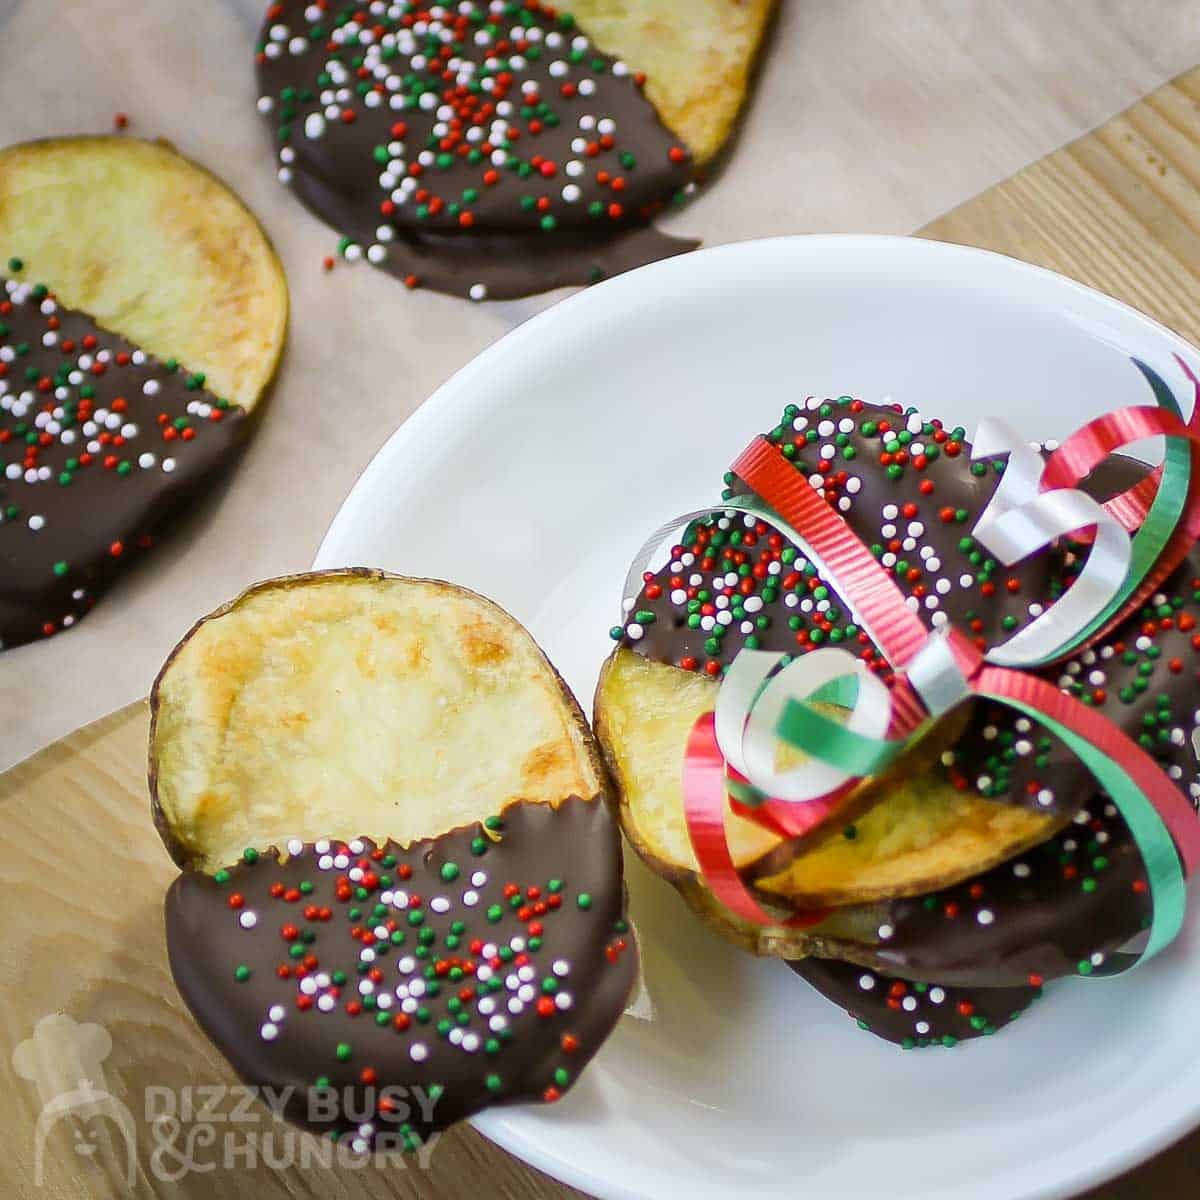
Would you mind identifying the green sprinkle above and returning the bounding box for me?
[235,964,251,982]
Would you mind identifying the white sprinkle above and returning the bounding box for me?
[239,911,258,929]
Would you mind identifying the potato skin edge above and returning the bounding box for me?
[593,648,824,958]
[0,134,290,416]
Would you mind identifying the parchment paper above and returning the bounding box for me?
[2,0,1199,767]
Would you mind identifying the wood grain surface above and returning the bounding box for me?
[7,65,1200,1200]
[922,69,1200,350]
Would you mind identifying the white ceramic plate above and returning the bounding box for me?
[314,236,1200,1200]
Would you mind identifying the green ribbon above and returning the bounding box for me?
[777,699,905,778]
[979,692,1187,964]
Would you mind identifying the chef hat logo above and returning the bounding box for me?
[13,1014,137,1188]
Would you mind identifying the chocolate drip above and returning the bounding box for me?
[256,1,697,299]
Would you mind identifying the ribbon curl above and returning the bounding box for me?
[669,357,1200,966]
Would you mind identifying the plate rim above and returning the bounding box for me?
[314,233,1200,1200]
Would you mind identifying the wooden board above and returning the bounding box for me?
[7,65,1200,1200]
[922,69,1200,350]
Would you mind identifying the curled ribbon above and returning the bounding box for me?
[666,358,1200,966]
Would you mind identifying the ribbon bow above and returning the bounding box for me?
[670,358,1200,967]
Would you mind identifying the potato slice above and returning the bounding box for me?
[568,0,778,165]
[0,137,287,411]
[594,647,1061,918]
[750,771,1062,908]
[150,571,608,872]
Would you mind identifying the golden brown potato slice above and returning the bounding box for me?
[750,771,1062,908]
[150,571,608,872]
[0,137,287,411]
[568,0,777,166]
[594,647,1061,919]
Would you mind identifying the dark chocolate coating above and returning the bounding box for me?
[0,274,246,649]
[165,796,637,1144]
[618,397,1200,825]
[788,957,1042,1048]
[815,796,1151,987]
[615,393,1200,1003]
[254,1,697,299]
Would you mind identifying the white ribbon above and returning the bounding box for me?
[971,419,1132,668]
[713,648,891,802]
[906,629,973,716]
